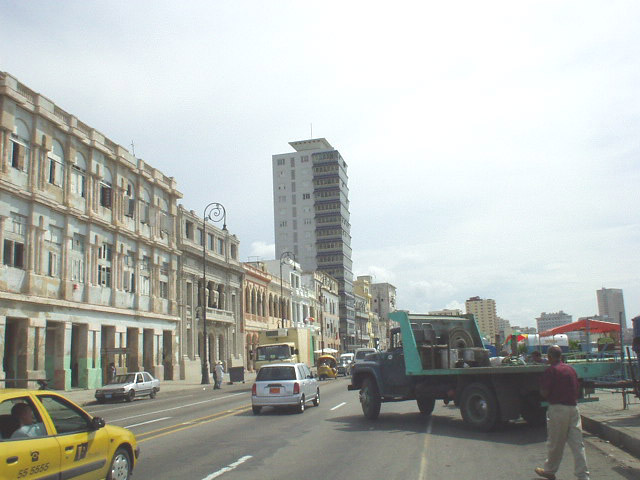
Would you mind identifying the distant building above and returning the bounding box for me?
[536,311,572,334]
[465,297,498,342]
[496,316,513,344]
[370,282,397,350]
[428,309,463,316]
[272,139,354,353]
[597,288,627,339]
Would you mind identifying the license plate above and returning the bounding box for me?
[269,387,280,394]
[105,394,112,399]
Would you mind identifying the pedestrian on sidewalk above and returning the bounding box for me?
[535,345,589,480]
[214,361,225,389]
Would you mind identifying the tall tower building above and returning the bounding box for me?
[272,139,354,347]
[596,288,627,336]
[465,296,498,342]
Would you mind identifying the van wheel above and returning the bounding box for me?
[360,377,381,420]
[107,447,131,480]
[297,395,305,413]
[313,389,320,406]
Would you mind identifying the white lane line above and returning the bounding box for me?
[125,417,171,428]
[418,416,433,479]
[111,393,245,422]
[202,455,253,479]
[88,394,196,414]
[330,402,346,411]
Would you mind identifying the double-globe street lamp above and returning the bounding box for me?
[201,202,227,385]
[279,251,296,329]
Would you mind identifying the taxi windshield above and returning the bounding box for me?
[256,345,291,361]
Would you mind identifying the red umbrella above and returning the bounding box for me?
[539,318,620,337]
[504,334,527,344]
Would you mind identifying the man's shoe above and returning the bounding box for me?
[534,467,556,480]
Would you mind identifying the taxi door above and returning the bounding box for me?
[36,394,110,480]
[1,436,61,479]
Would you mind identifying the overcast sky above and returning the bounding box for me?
[2,1,638,328]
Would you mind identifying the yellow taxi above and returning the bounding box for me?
[0,388,139,480]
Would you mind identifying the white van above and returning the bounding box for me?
[353,348,377,364]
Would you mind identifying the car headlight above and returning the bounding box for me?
[95,390,102,395]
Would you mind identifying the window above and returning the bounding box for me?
[197,228,204,246]
[97,265,111,286]
[39,395,90,434]
[140,189,151,224]
[97,243,112,287]
[303,193,310,200]
[47,140,65,187]
[10,119,30,172]
[70,233,85,283]
[99,181,112,208]
[10,213,26,236]
[124,181,135,217]
[208,233,214,250]
[3,240,24,268]
[48,252,58,277]
[277,158,285,166]
[71,152,87,198]
[161,261,169,276]
[230,244,237,260]
[301,155,309,163]
[140,255,151,295]
[217,238,224,255]
[186,282,193,306]
[123,251,135,293]
[159,281,168,299]
[185,221,193,240]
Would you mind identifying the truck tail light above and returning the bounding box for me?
[252,384,257,396]
[293,382,300,394]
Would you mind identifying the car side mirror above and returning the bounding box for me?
[91,417,105,431]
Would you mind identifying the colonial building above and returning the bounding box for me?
[176,206,243,382]
[0,72,182,390]
[304,270,340,353]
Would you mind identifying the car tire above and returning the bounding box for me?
[107,447,131,480]
[297,394,305,414]
[149,388,157,399]
[252,406,261,415]
[125,390,135,403]
[319,374,326,381]
[360,377,381,420]
[313,388,320,407]
[460,382,499,431]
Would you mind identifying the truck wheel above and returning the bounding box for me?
[460,382,499,431]
[521,392,546,427]
[360,377,381,420]
[417,397,435,416]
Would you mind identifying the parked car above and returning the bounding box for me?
[95,371,160,403]
[0,388,139,480]
[251,362,319,414]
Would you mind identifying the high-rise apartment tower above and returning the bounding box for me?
[272,139,354,344]
[596,288,627,338]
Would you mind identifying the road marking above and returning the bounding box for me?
[330,402,346,411]
[418,416,433,479]
[202,455,253,479]
[137,405,251,443]
[111,393,245,422]
[125,416,171,428]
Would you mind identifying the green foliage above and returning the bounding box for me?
[569,340,580,351]
[518,343,527,354]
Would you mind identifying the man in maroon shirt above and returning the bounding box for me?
[534,345,589,480]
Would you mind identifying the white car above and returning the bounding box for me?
[251,363,319,414]
[95,371,160,403]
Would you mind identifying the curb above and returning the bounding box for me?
[581,414,640,460]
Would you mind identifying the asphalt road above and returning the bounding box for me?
[83,377,640,480]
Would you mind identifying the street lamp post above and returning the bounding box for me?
[319,293,325,355]
[201,202,226,385]
[279,251,296,329]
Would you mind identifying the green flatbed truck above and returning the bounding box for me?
[348,310,619,431]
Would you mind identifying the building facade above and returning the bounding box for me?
[370,281,396,350]
[536,311,572,334]
[596,288,627,340]
[0,72,182,389]
[272,139,354,351]
[304,271,340,353]
[465,296,498,342]
[176,206,243,382]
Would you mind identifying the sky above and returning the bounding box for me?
[1,1,638,328]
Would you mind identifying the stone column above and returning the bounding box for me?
[27,319,46,384]
[0,316,6,381]
[0,216,5,265]
[53,322,72,391]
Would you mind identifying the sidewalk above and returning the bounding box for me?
[58,380,640,460]
[60,370,258,407]
[580,388,640,459]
